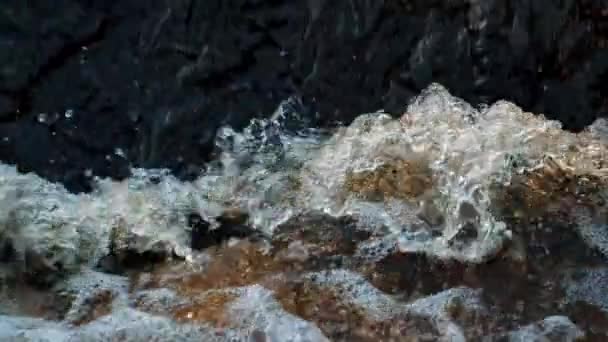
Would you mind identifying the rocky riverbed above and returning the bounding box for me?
[0,85,607,341]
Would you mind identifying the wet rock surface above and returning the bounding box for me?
[4,223,603,340]
[1,84,608,340]
[3,185,608,340]
[1,0,607,192]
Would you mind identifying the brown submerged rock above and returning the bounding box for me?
[131,241,283,295]
[345,158,434,201]
[67,288,115,326]
[270,279,440,342]
[272,212,372,259]
[172,291,238,327]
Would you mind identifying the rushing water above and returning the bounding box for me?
[0,84,607,341]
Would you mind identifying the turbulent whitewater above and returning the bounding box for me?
[0,84,607,341]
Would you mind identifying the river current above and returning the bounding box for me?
[0,84,607,341]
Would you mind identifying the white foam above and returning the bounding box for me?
[304,269,487,341]
[306,269,399,319]
[228,285,330,342]
[0,308,236,342]
[504,316,584,341]
[565,267,608,312]
[2,84,608,275]
[189,272,484,340]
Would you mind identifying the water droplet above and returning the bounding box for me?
[65,109,74,119]
[38,113,48,123]
[114,148,126,158]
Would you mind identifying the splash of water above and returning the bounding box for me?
[0,84,607,340]
[2,84,607,275]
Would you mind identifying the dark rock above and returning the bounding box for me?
[0,0,606,191]
[273,212,371,257]
[188,213,212,251]
[0,237,66,288]
[567,301,608,341]
[96,248,169,275]
[97,221,173,274]
[0,95,15,119]
[22,249,65,288]
[189,210,258,251]
[67,288,116,326]
[0,239,14,262]
[96,209,257,274]
[4,232,66,288]
[95,254,122,275]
